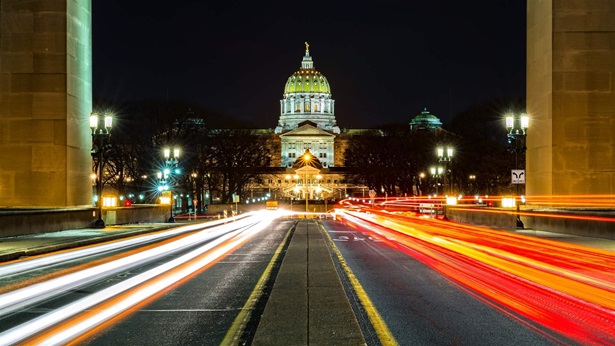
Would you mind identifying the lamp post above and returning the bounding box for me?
[303,152,311,217]
[506,113,529,229]
[437,147,454,195]
[469,174,476,195]
[90,113,112,228]
[190,172,198,220]
[417,172,425,196]
[430,166,444,196]
[163,147,180,222]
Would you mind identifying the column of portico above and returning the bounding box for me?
[527,1,615,195]
[0,0,93,207]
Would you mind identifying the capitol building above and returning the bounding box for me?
[254,43,443,205]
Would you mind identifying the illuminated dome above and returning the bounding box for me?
[409,107,443,131]
[284,70,331,94]
[276,43,338,134]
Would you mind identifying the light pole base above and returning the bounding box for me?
[516,217,524,229]
[167,216,175,223]
[93,218,106,229]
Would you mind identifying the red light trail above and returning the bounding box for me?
[335,208,615,345]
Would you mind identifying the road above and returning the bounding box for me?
[1,207,613,345]
[324,208,615,345]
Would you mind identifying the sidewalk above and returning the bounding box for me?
[0,223,174,262]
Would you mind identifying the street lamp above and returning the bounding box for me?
[430,166,444,196]
[90,112,112,228]
[437,147,454,194]
[162,147,180,222]
[506,113,529,228]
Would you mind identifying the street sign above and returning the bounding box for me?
[511,169,525,184]
[232,194,240,203]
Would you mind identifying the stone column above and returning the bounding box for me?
[0,0,93,207]
[527,0,615,195]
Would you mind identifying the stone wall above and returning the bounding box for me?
[446,206,615,240]
[0,205,168,237]
[446,207,517,230]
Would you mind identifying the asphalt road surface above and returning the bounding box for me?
[322,218,570,345]
[82,219,293,345]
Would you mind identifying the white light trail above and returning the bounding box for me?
[0,214,253,278]
[0,212,274,345]
[0,214,259,317]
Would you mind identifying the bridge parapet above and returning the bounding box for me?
[446,206,615,240]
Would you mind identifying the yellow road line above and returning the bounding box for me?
[320,222,399,346]
[221,223,295,345]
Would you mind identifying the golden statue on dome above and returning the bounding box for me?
[305,41,309,53]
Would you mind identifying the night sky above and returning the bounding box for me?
[92,1,526,128]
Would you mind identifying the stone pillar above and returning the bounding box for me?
[0,0,93,207]
[527,0,615,196]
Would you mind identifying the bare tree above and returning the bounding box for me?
[208,129,273,203]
